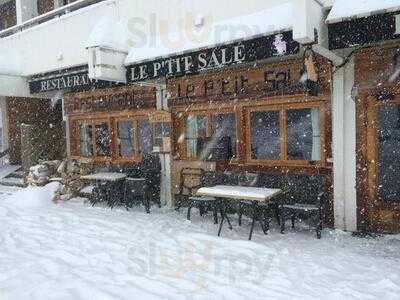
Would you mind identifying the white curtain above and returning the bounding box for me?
[311,108,321,161]
[80,124,91,157]
[186,115,198,158]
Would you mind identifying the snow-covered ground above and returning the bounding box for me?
[0,184,400,300]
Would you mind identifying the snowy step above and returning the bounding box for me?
[8,170,24,179]
[0,177,27,188]
[0,165,21,180]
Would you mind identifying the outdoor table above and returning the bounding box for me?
[196,185,282,240]
[81,172,127,207]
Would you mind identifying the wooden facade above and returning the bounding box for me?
[168,56,334,226]
[355,43,400,233]
[64,85,158,165]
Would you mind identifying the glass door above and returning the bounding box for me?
[375,104,400,202]
[368,98,400,203]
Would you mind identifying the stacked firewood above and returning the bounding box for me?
[26,159,94,202]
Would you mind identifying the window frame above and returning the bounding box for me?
[245,102,327,167]
[78,121,93,158]
[71,112,154,163]
[113,115,153,162]
[181,109,238,161]
[76,118,112,161]
[114,117,138,162]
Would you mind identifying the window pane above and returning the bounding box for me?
[117,121,134,157]
[79,123,92,157]
[95,122,110,157]
[154,123,171,147]
[286,108,320,161]
[207,113,236,161]
[139,120,153,155]
[186,115,206,159]
[250,111,280,160]
[377,105,400,202]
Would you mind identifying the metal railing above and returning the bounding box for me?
[0,0,107,39]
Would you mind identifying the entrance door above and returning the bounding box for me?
[366,95,400,231]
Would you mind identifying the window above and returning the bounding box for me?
[0,1,17,30]
[113,117,154,160]
[184,112,236,161]
[95,122,110,157]
[211,113,236,160]
[76,119,110,159]
[186,115,207,159]
[37,0,54,15]
[117,121,134,157]
[286,108,320,161]
[73,115,154,161]
[250,111,280,160]
[79,123,92,157]
[139,120,153,155]
[154,123,171,148]
[248,105,323,164]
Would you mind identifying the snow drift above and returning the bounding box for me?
[3,182,60,209]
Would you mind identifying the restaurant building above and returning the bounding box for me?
[1,0,400,233]
[68,1,335,221]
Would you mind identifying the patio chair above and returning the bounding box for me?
[124,154,162,212]
[237,173,274,236]
[279,176,326,239]
[90,180,124,208]
[181,169,219,224]
[258,173,290,225]
[140,154,162,208]
[175,168,204,210]
[124,177,151,213]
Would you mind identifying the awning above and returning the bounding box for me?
[326,0,400,24]
[125,2,294,66]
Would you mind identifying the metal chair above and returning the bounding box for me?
[280,180,326,239]
[182,169,219,224]
[237,173,274,239]
[187,196,219,224]
[124,177,151,213]
[174,168,204,210]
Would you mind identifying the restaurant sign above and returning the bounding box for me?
[127,31,299,83]
[29,68,119,94]
[29,71,93,94]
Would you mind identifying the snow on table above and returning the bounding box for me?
[81,172,127,182]
[197,185,282,202]
[0,186,400,300]
[80,185,94,195]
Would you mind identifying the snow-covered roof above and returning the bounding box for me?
[125,2,293,65]
[86,16,130,53]
[326,0,400,24]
